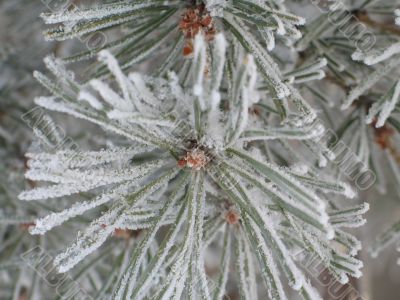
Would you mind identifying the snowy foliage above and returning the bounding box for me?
[2,0,400,299]
[39,0,304,98]
[17,34,368,299]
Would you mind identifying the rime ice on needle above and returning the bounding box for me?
[352,42,400,66]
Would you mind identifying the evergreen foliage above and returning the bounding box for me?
[1,0,400,299]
